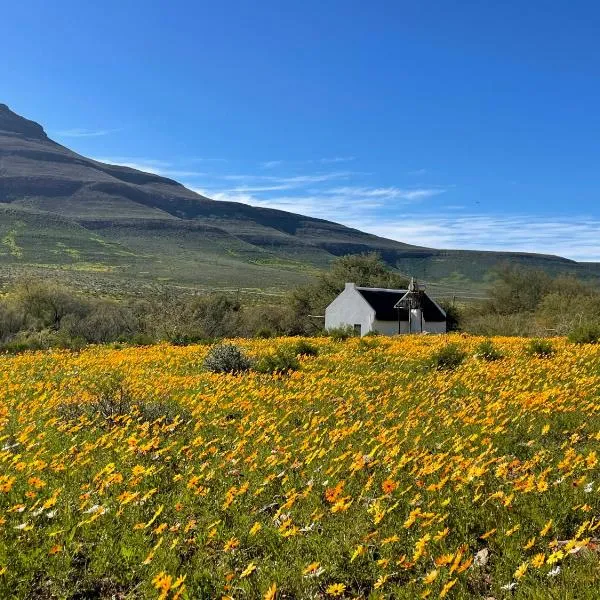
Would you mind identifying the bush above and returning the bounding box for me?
[525,338,555,358]
[203,343,251,374]
[430,343,467,371]
[170,332,209,346]
[255,327,275,339]
[254,348,300,374]
[0,330,86,353]
[328,326,356,341]
[133,399,193,426]
[568,323,600,345]
[127,333,156,346]
[58,371,133,424]
[357,337,380,352]
[85,371,134,420]
[438,300,462,332]
[59,391,191,428]
[288,340,319,357]
[461,312,538,337]
[474,339,504,361]
[61,301,137,344]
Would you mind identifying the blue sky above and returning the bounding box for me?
[2,0,600,260]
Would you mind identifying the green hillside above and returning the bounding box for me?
[1,103,599,296]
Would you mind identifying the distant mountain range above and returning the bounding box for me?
[0,103,598,295]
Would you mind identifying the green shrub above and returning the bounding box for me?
[133,399,193,426]
[255,327,275,339]
[474,339,504,361]
[525,338,555,358]
[203,343,251,374]
[254,348,300,374]
[430,343,467,371]
[288,340,319,357]
[356,337,380,352]
[437,300,462,332]
[59,391,191,428]
[126,333,155,346]
[170,332,209,346]
[461,312,537,337]
[58,371,133,424]
[328,326,356,341]
[0,330,86,353]
[568,324,600,345]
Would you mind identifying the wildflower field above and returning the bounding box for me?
[1,335,599,599]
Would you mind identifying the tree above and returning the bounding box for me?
[487,265,553,314]
[487,265,597,316]
[11,279,88,330]
[437,299,461,331]
[290,253,408,331]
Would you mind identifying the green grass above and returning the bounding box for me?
[0,336,599,598]
[0,200,599,298]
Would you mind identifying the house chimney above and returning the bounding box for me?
[345,282,356,290]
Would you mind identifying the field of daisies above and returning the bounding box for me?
[0,334,599,599]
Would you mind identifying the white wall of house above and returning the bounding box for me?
[423,321,446,334]
[372,318,402,335]
[325,283,375,336]
[373,319,446,335]
[409,308,423,333]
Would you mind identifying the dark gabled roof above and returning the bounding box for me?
[356,288,407,321]
[356,287,446,322]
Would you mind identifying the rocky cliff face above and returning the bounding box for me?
[0,103,48,140]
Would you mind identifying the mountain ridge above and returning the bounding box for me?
[0,103,598,294]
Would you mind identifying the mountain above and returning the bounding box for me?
[0,103,599,296]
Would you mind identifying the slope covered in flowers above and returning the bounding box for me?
[0,335,599,599]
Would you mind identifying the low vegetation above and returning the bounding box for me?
[458,264,600,338]
[0,335,599,598]
[473,338,504,361]
[253,347,300,374]
[525,338,556,358]
[0,256,598,356]
[429,342,467,371]
[568,323,600,345]
[288,339,319,357]
[203,343,252,374]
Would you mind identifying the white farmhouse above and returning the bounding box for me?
[324,281,447,336]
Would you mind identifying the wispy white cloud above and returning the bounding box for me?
[55,128,120,138]
[320,156,356,164]
[191,183,431,224]
[225,184,295,193]
[190,176,600,261]
[259,157,355,168]
[205,191,368,220]
[357,215,600,262]
[220,171,354,185]
[187,157,228,163]
[277,172,355,185]
[260,160,284,169]
[326,186,445,201]
[158,169,208,178]
[83,145,600,261]
[91,156,206,179]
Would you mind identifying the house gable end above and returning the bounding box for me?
[324,283,376,334]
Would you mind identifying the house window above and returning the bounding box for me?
[353,324,361,336]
